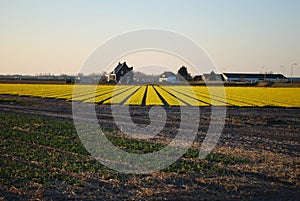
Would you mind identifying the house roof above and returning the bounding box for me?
[223,73,287,79]
[160,71,176,78]
[202,71,225,81]
[113,62,133,74]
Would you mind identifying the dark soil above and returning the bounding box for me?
[0,95,299,200]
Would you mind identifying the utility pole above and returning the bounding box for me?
[262,66,266,82]
[291,63,297,83]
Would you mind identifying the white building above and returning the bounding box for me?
[159,71,177,83]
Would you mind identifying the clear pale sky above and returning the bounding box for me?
[0,0,299,76]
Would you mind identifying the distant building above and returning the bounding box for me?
[159,71,177,83]
[287,77,300,82]
[202,71,225,81]
[0,74,68,84]
[109,62,133,83]
[223,73,287,82]
[109,73,117,82]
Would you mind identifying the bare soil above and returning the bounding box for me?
[0,95,299,200]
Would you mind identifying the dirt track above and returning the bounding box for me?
[0,95,299,200]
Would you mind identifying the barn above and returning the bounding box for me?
[109,62,134,83]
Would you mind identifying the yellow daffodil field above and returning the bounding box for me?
[0,84,299,107]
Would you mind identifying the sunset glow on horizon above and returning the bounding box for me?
[0,0,299,76]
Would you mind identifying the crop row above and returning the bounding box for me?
[0,84,299,107]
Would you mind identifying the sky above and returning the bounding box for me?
[0,0,299,76]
